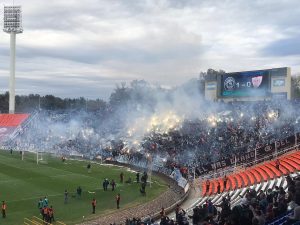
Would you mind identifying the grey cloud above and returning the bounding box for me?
[0,0,300,100]
[261,36,300,57]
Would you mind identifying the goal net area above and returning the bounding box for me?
[36,151,48,164]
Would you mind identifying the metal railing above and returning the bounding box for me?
[198,144,299,181]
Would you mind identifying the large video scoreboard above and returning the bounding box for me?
[220,70,270,97]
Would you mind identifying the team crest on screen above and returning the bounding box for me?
[252,76,263,88]
[224,77,236,90]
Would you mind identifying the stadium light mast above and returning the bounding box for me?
[3,5,23,114]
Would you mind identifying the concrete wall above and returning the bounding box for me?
[270,67,291,100]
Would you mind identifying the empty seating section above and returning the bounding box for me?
[270,161,289,175]
[279,160,294,173]
[249,168,262,183]
[202,151,300,196]
[254,167,268,181]
[260,165,275,179]
[265,163,281,177]
[233,174,243,189]
[239,172,249,186]
[282,158,300,170]
[0,114,29,127]
[228,175,236,190]
[244,170,255,185]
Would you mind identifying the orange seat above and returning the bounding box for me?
[254,167,268,181]
[233,174,243,189]
[228,175,236,190]
[0,114,29,127]
[244,170,255,185]
[281,158,300,171]
[286,156,300,167]
[279,160,295,173]
[218,178,225,193]
[249,168,262,183]
[226,176,232,191]
[212,180,219,195]
[260,165,275,179]
[292,152,300,159]
[202,181,207,196]
[265,163,281,177]
[240,172,249,186]
[270,161,289,175]
[208,181,214,196]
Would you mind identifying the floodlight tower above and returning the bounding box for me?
[3,5,23,114]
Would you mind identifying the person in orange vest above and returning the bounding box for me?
[48,206,54,223]
[116,193,121,209]
[1,201,6,218]
[42,206,48,222]
[91,198,96,214]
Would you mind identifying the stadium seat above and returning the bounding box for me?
[218,178,225,193]
[233,173,243,189]
[260,165,275,179]
[255,167,268,181]
[244,170,256,185]
[208,180,214,195]
[249,168,263,183]
[265,163,281,177]
[228,175,236,190]
[270,161,289,175]
[279,160,295,173]
[0,114,29,127]
[202,182,207,196]
[282,158,300,170]
[240,172,249,186]
[212,180,219,195]
[289,155,300,165]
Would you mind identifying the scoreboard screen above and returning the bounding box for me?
[220,70,270,97]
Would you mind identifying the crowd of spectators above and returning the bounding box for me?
[2,99,300,225]
[187,174,300,225]
[3,100,300,176]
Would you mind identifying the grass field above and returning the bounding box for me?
[0,150,168,225]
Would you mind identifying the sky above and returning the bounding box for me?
[0,0,300,100]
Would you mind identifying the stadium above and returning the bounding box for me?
[1,2,300,225]
[1,66,300,225]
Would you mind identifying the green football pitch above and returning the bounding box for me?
[0,150,168,225]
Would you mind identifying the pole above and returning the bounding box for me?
[38,96,41,110]
[193,167,196,180]
[9,33,16,114]
[275,141,278,158]
[295,133,297,150]
[234,155,237,169]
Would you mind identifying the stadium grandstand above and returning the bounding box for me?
[0,69,300,225]
[0,113,30,142]
[0,97,299,225]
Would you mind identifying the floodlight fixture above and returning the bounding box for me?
[3,5,23,114]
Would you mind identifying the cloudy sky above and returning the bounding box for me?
[0,0,300,99]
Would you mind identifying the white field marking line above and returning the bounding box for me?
[7,188,104,203]
[0,172,99,184]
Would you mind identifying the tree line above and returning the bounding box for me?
[0,69,299,113]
